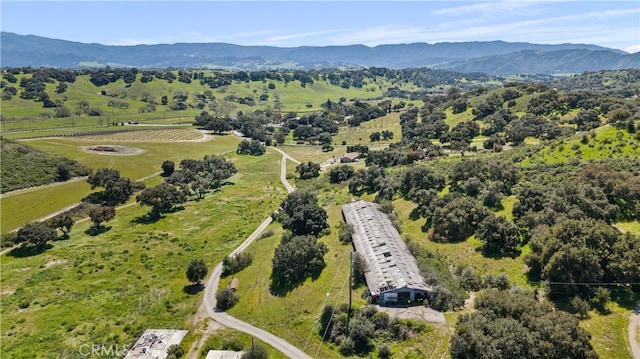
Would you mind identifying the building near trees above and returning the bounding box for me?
[342,200,432,304]
[340,152,360,163]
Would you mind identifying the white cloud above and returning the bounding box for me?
[432,0,548,17]
[624,44,640,53]
[228,30,278,42]
[264,30,341,45]
[110,38,161,46]
[330,25,429,46]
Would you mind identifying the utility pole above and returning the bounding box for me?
[346,251,353,335]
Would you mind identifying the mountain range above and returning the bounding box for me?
[2,32,638,75]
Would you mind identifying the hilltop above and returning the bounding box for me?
[2,32,639,75]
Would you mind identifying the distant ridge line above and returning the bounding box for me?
[1,31,638,75]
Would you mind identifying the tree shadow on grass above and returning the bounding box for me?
[269,280,302,297]
[409,208,422,221]
[475,246,522,259]
[81,192,106,205]
[54,234,71,241]
[269,271,323,297]
[85,225,111,236]
[7,243,52,258]
[131,213,162,225]
[609,287,639,311]
[183,283,205,295]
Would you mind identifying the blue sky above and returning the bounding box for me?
[2,1,639,53]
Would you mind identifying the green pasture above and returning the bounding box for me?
[1,180,93,233]
[443,107,475,128]
[278,144,343,163]
[227,184,454,358]
[521,124,640,165]
[216,76,391,114]
[2,96,638,358]
[1,132,240,233]
[581,301,635,359]
[332,112,403,147]
[0,150,287,357]
[1,71,404,135]
[392,198,531,287]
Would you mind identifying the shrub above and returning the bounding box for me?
[166,344,184,359]
[216,287,239,310]
[378,344,391,359]
[222,252,253,276]
[241,344,268,359]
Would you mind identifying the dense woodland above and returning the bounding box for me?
[2,66,640,358]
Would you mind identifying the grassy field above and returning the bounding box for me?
[2,96,638,358]
[332,112,403,147]
[0,72,401,136]
[393,196,530,287]
[1,132,240,233]
[226,183,455,358]
[521,124,640,165]
[0,149,287,357]
[581,302,634,359]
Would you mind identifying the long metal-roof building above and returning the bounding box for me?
[342,200,432,305]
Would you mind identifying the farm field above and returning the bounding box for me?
[0,71,410,136]
[1,131,240,233]
[226,185,454,359]
[2,68,639,359]
[0,148,288,357]
[2,120,638,357]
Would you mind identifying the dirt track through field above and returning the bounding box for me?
[188,135,310,358]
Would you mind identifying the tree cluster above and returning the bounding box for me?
[236,139,266,156]
[136,182,187,217]
[327,165,355,184]
[186,259,208,284]
[194,111,232,133]
[526,218,640,299]
[14,222,57,252]
[216,287,239,310]
[271,190,329,290]
[319,304,428,357]
[222,252,253,276]
[275,190,329,237]
[85,168,141,206]
[165,155,237,200]
[295,161,321,180]
[450,290,597,359]
[1,139,92,193]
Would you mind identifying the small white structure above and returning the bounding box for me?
[125,329,188,359]
[205,350,244,359]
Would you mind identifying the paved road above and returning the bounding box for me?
[197,144,311,359]
[271,146,300,193]
[631,304,640,359]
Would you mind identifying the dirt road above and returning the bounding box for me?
[191,145,311,358]
[631,303,640,359]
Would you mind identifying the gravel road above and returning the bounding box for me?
[195,144,311,358]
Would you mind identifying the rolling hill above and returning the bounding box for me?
[2,32,638,75]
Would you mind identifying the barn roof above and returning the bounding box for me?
[342,200,431,296]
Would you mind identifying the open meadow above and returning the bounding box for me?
[1,139,288,357]
[0,130,239,232]
[1,68,639,358]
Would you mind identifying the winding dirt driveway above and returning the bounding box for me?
[191,143,310,358]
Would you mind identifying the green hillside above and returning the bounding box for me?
[1,68,639,359]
